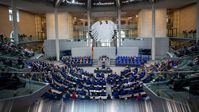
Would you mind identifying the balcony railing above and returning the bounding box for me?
[74,24,137,31]
[18,37,45,44]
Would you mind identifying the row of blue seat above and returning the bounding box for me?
[116,56,150,66]
[61,56,93,67]
[112,88,144,97]
[72,56,93,64]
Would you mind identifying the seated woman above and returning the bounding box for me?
[136,93,142,101]
[71,91,78,100]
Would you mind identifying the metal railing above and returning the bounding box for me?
[144,84,192,112]
[18,37,45,44]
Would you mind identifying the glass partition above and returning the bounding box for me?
[145,70,199,112]
[0,72,48,100]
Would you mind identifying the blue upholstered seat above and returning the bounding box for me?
[116,56,149,66]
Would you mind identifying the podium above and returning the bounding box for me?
[94,56,112,73]
[102,62,106,69]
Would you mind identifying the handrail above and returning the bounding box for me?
[152,70,199,74]
[18,39,44,44]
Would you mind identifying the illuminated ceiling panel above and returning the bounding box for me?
[91,0,116,7]
[60,0,87,6]
[57,0,150,8]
